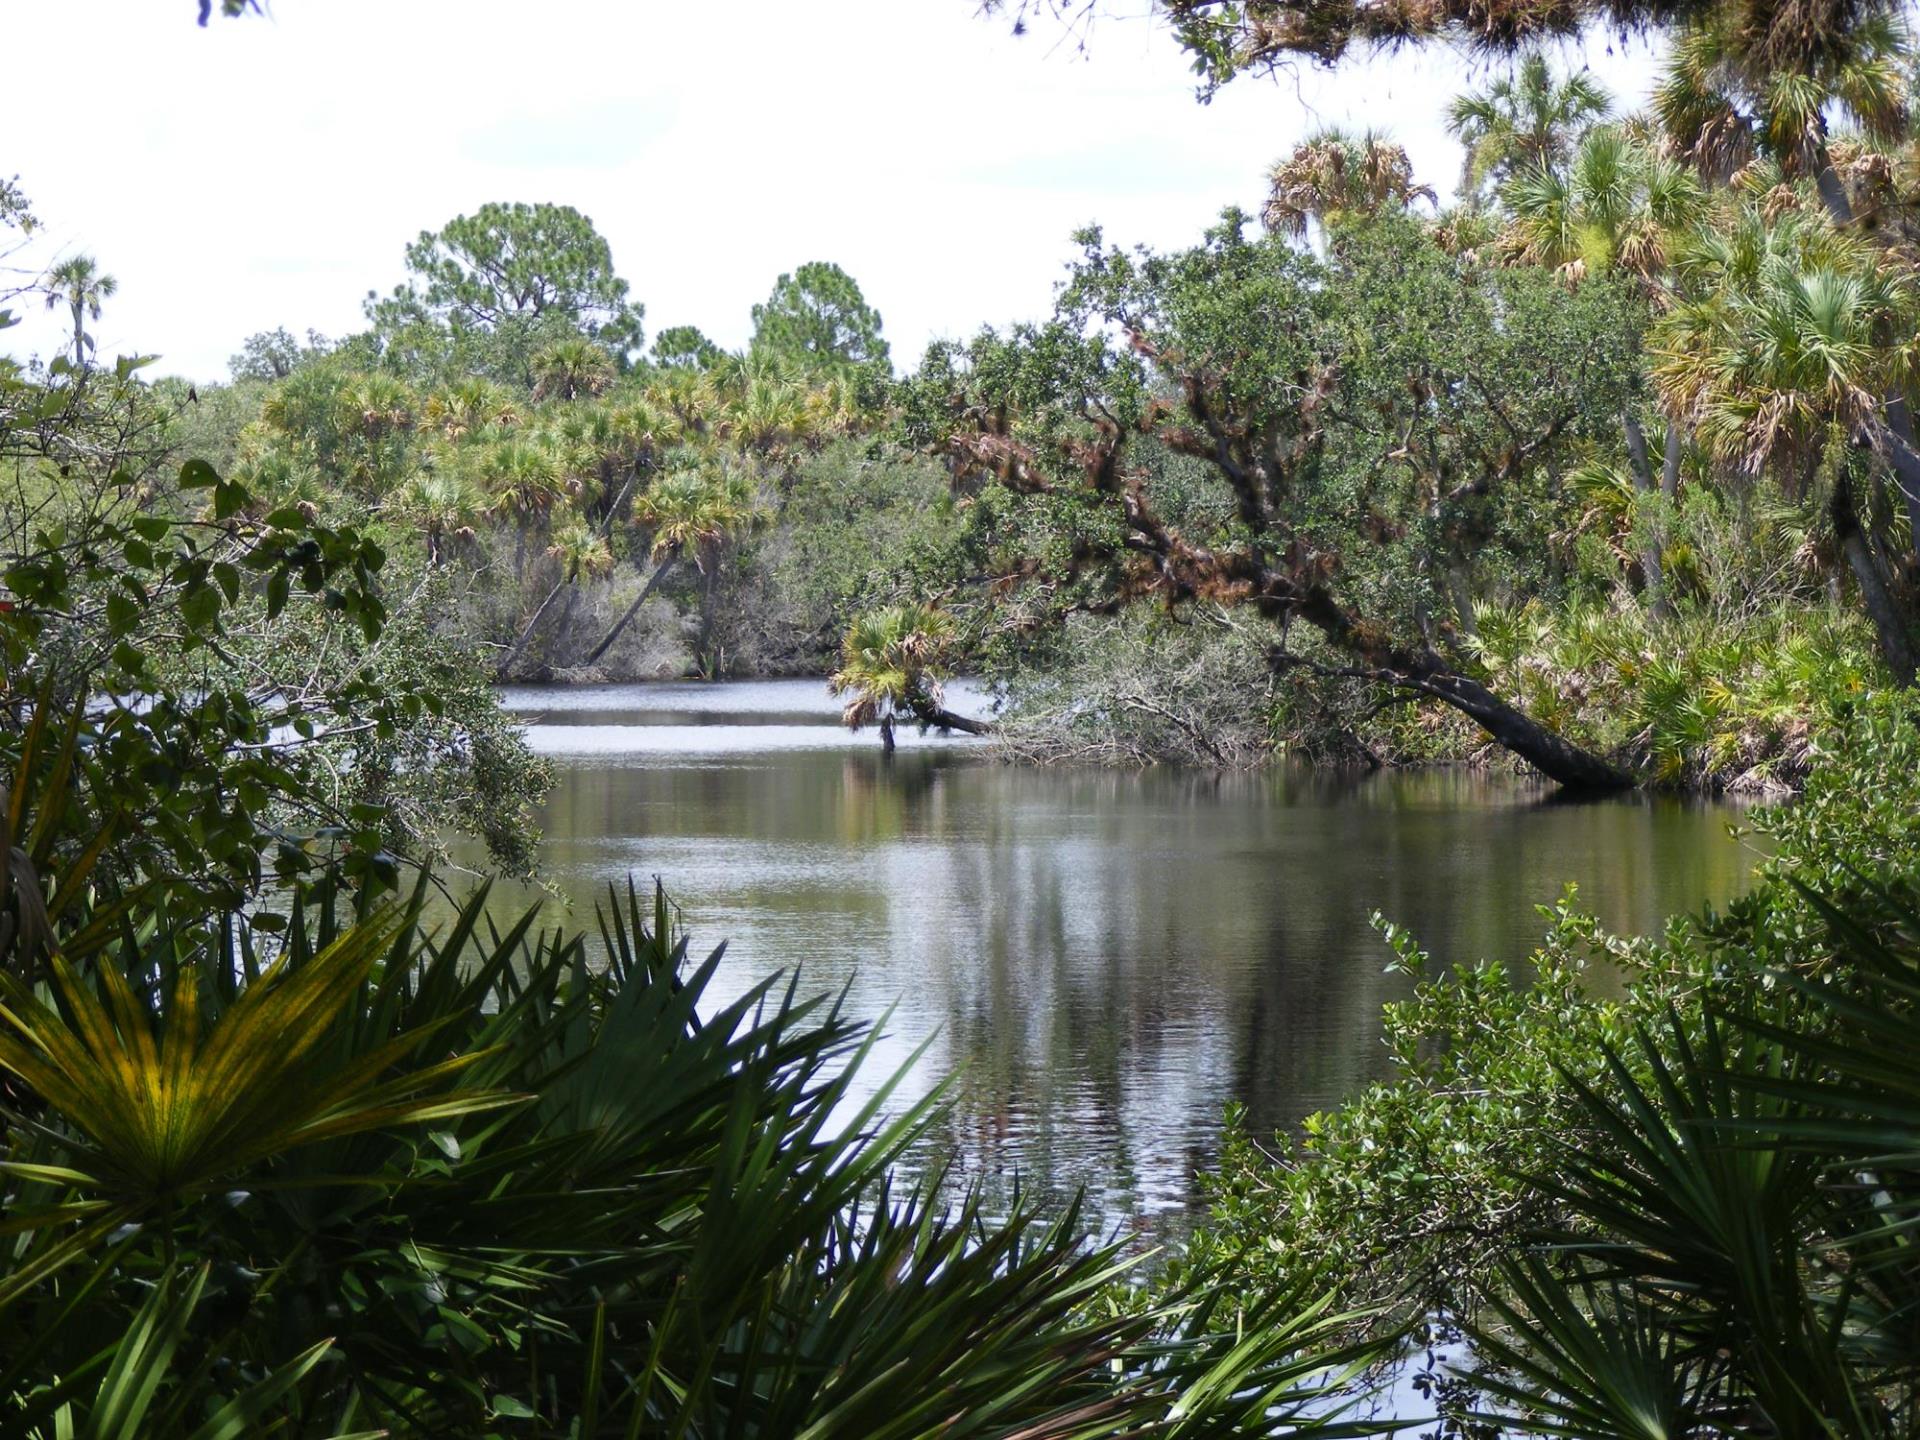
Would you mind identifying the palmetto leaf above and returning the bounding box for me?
[3,1264,349,1440]
[0,906,518,1206]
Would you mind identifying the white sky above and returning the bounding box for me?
[4,1,1666,383]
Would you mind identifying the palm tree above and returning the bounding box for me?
[43,254,116,368]
[1653,6,1907,223]
[1446,53,1614,201]
[226,439,327,520]
[577,398,667,526]
[530,336,616,403]
[1501,122,1709,285]
[1262,129,1436,238]
[644,361,723,443]
[709,360,828,462]
[420,377,519,439]
[1652,6,1920,616]
[829,604,988,751]
[477,436,568,581]
[1654,196,1920,680]
[392,470,482,566]
[582,461,761,668]
[1502,122,1708,615]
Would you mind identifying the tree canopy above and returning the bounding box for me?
[365,202,644,385]
[750,261,890,377]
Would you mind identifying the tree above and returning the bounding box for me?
[475,434,568,581]
[1653,4,1907,220]
[651,323,726,370]
[0,354,546,900]
[420,375,520,439]
[902,213,1644,787]
[991,0,1897,90]
[583,460,761,668]
[392,469,481,566]
[750,261,890,376]
[1655,193,1920,682]
[497,519,613,677]
[1500,123,1708,283]
[1445,54,1613,201]
[42,254,116,368]
[365,202,644,383]
[830,604,988,750]
[257,361,419,498]
[1263,128,1434,238]
[1499,121,1711,615]
[227,326,329,381]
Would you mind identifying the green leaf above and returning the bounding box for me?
[180,582,220,632]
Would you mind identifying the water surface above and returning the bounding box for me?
[487,679,1755,1235]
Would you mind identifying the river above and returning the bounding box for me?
[485,678,1755,1239]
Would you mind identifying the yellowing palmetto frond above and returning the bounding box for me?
[0,912,515,1207]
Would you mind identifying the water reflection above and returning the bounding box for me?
[478,681,1756,1235]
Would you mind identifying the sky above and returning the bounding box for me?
[4,1,1666,383]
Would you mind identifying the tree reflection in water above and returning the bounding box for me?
[468,680,1755,1244]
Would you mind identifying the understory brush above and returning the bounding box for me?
[1455,599,1877,791]
[991,611,1279,766]
[988,598,1878,794]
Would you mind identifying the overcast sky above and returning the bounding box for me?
[5,1,1665,382]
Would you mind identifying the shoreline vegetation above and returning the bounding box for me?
[130,177,1903,798]
[6,0,1920,1433]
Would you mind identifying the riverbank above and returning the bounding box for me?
[973,600,1878,796]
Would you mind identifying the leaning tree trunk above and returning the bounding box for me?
[1623,411,1672,618]
[908,699,991,736]
[498,575,568,680]
[1279,591,1636,790]
[1412,664,1635,788]
[585,555,676,666]
[1832,468,1918,687]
